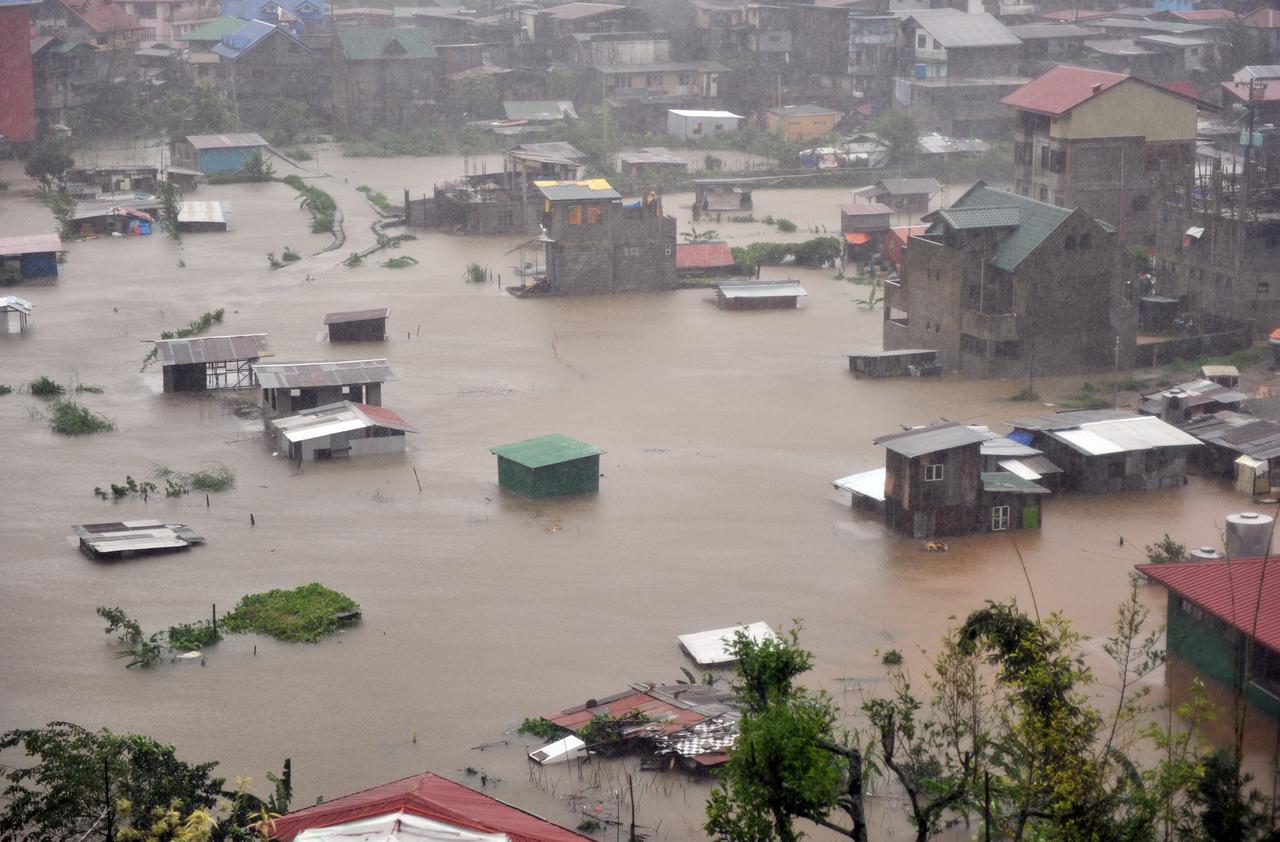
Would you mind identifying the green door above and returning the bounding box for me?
[1022,504,1041,530]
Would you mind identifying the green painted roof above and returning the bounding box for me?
[490,434,604,468]
[934,205,1020,231]
[928,181,1074,272]
[337,26,437,60]
[981,471,1050,493]
[177,16,245,41]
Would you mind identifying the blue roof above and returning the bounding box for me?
[212,18,306,60]
[0,0,43,6]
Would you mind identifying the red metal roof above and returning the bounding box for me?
[57,0,144,33]
[1138,558,1280,653]
[547,686,711,736]
[1244,7,1280,28]
[353,402,417,434]
[1169,8,1236,20]
[1160,80,1200,100]
[888,225,928,245]
[1222,78,1280,103]
[1000,65,1128,116]
[267,772,591,842]
[675,241,734,270]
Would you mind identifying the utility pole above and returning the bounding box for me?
[1242,78,1264,331]
[1113,335,1120,408]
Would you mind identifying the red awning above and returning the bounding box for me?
[844,232,871,245]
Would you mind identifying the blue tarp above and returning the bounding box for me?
[1008,430,1035,445]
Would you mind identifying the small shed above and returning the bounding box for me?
[155,334,273,392]
[693,178,753,213]
[715,280,807,310]
[177,200,230,232]
[840,202,895,260]
[847,349,940,378]
[833,467,887,511]
[667,109,743,139]
[617,147,689,179]
[72,520,205,559]
[253,358,397,422]
[676,242,736,277]
[0,235,61,281]
[856,178,941,215]
[678,622,778,666]
[0,296,33,335]
[1200,365,1240,388]
[269,401,417,460]
[166,167,203,192]
[325,308,389,342]
[489,433,604,498]
[172,132,269,175]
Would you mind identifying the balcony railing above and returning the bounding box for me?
[961,309,1018,341]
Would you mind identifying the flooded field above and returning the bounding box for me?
[0,148,1274,839]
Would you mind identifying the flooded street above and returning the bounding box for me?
[1,149,1274,839]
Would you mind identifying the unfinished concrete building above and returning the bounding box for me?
[252,359,396,426]
[154,334,273,393]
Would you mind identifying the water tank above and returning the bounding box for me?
[1190,546,1225,561]
[1225,512,1276,559]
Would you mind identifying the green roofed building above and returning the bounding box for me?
[490,434,604,498]
[333,26,440,133]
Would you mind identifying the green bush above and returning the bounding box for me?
[49,400,113,435]
[221,583,360,642]
[281,247,301,263]
[0,385,11,396]
[284,175,336,234]
[731,238,842,274]
[775,218,797,232]
[382,256,418,269]
[518,717,566,740]
[167,621,221,651]
[28,375,65,397]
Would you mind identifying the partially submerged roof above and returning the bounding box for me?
[0,296,33,315]
[981,471,1050,494]
[177,200,227,225]
[503,100,578,121]
[676,242,734,269]
[904,9,1022,48]
[490,434,604,469]
[337,26,437,60]
[325,308,390,325]
[1034,415,1202,455]
[1138,558,1280,653]
[678,621,778,666]
[155,334,272,366]
[874,421,989,458]
[833,467,887,501]
[272,401,417,443]
[1182,412,1280,460]
[0,234,61,256]
[618,147,687,166]
[716,280,807,299]
[266,771,593,842]
[183,132,268,150]
[73,520,205,557]
[868,177,940,197]
[293,810,506,841]
[533,179,621,201]
[1140,378,1247,413]
[546,682,736,737]
[507,141,588,165]
[253,359,397,389]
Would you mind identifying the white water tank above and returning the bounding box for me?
[1225,512,1276,559]
[1190,546,1225,561]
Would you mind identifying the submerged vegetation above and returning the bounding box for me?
[28,375,65,397]
[221,583,360,643]
[96,605,221,668]
[48,400,113,435]
[357,184,392,212]
[464,262,488,284]
[381,255,418,269]
[95,465,235,500]
[518,717,566,740]
[141,308,226,367]
[283,174,336,234]
[731,238,843,275]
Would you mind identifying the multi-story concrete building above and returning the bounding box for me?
[884,181,1136,378]
[1001,65,1200,247]
[117,0,220,46]
[331,27,440,132]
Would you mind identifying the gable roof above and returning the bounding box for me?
[337,26,436,59]
[490,434,604,468]
[1005,22,1095,39]
[183,131,268,149]
[874,421,989,458]
[539,1,625,19]
[868,177,940,197]
[56,0,145,33]
[764,103,840,117]
[926,181,1078,272]
[1138,558,1280,653]
[267,771,592,842]
[177,15,246,41]
[1244,7,1280,28]
[503,100,578,121]
[905,9,1021,48]
[1167,8,1236,21]
[213,19,307,60]
[999,65,1128,116]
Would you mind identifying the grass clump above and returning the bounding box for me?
[49,399,113,435]
[343,252,364,269]
[221,583,360,642]
[283,174,336,234]
[577,819,602,834]
[94,475,157,501]
[464,262,487,284]
[153,463,236,495]
[166,621,222,651]
[357,185,392,212]
[29,375,65,397]
[0,384,10,396]
[518,717,566,740]
[880,648,904,667]
[281,246,302,263]
[74,383,105,394]
[382,255,418,269]
[1006,387,1040,402]
[775,218,797,232]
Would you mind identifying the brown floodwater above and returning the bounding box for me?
[0,147,1275,840]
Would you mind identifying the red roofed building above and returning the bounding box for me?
[1161,8,1237,22]
[267,771,593,842]
[675,241,736,277]
[1002,64,1202,246]
[1139,558,1280,719]
[0,1,39,145]
[31,0,146,50]
[1243,6,1280,50]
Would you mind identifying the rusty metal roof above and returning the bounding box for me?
[546,683,736,738]
[1139,558,1280,654]
[154,334,272,366]
[72,520,205,557]
[874,421,989,458]
[0,234,61,256]
[324,308,390,325]
[253,359,396,389]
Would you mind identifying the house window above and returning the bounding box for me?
[1260,281,1271,295]
[135,2,156,16]
[1038,186,1048,202]
[1048,149,1066,173]
[665,246,672,255]
[991,505,1011,531]
[1065,234,1077,250]
[679,72,692,85]
[1079,233,1091,249]
[622,245,639,257]
[924,463,944,482]
[916,31,928,48]
[693,121,704,135]
[568,205,583,225]
[647,73,662,87]
[587,205,602,224]
[1039,146,1050,169]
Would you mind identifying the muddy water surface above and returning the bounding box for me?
[0,151,1274,840]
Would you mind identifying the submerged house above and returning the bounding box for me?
[1008,410,1200,493]
[253,359,395,424]
[715,280,806,310]
[170,132,269,175]
[490,434,603,498]
[0,234,60,281]
[155,334,273,393]
[324,308,389,341]
[0,296,33,335]
[856,178,940,215]
[1138,378,1247,425]
[676,242,735,278]
[269,401,417,460]
[73,520,205,560]
[692,178,753,214]
[1181,412,1280,494]
[1139,559,1280,719]
[176,201,230,232]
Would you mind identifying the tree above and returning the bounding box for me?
[24,138,74,189]
[452,74,501,119]
[243,152,275,183]
[868,110,920,164]
[0,722,225,841]
[705,629,871,842]
[1212,20,1272,82]
[158,180,184,241]
[1184,750,1280,842]
[265,98,309,146]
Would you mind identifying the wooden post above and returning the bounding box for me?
[212,604,217,634]
[628,773,636,842]
[413,467,423,492]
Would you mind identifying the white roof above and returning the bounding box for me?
[0,296,33,315]
[177,200,227,224]
[1050,415,1201,455]
[669,109,743,119]
[272,401,417,443]
[295,811,508,842]
[833,467,887,501]
[998,458,1041,481]
[528,734,587,766]
[678,621,778,666]
[717,281,807,299]
[1237,454,1268,469]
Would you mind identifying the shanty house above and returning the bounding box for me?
[846,349,940,378]
[503,100,578,125]
[762,104,841,141]
[73,520,205,560]
[1138,378,1247,424]
[0,234,60,281]
[324,308,388,341]
[840,202,893,260]
[1139,559,1280,719]
[253,359,395,425]
[715,280,806,310]
[264,771,592,841]
[616,148,688,180]
[490,434,603,498]
[1008,410,1201,493]
[1181,412,1280,494]
[692,178,753,214]
[856,178,939,215]
[66,164,159,195]
[0,296,33,335]
[676,242,735,277]
[155,334,272,393]
[872,422,1047,538]
[667,109,742,139]
[176,201,229,232]
[269,401,416,460]
[171,132,269,175]
[534,179,676,294]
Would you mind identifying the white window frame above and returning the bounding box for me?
[924,463,943,482]
[992,505,1011,531]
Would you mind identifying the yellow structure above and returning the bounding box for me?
[763,104,841,141]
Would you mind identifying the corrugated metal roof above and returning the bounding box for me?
[669,109,743,119]
[981,435,1040,457]
[935,205,1020,230]
[293,810,507,841]
[906,9,1021,47]
[0,296,33,315]
[184,131,268,150]
[838,202,895,216]
[0,234,61,256]
[1141,378,1247,409]
[1000,65,1129,116]
[1138,558,1280,653]
[533,179,621,201]
[540,1,624,19]
[271,401,417,442]
[874,421,989,458]
[176,15,244,40]
[253,359,397,389]
[716,281,807,299]
[869,177,940,197]
[73,520,205,556]
[546,683,736,736]
[1048,415,1202,455]
[833,467,887,501]
[678,621,777,666]
[1005,23,1094,39]
[618,147,687,166]
[981,471,1049,493]
[177,201,227,225]
[676,242,734,269]
[337,26,437,60]
[324,308,389,325]
[155,334,272,366]
[764,104,841,117]
[266,771,593,842]
[1010,409,1136,430]
[930,182,1073,272]
[503,101,578,121]
[489,434,603,469]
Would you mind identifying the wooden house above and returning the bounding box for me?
[676,242,735,278]
[715,280,806,310]
[171,132,269,175]
[856,178,940,215]
[489,434,603,498]
[839,202,893,261]
[269,401,416,461]
[252,359,395,426]
[0,296,33,335]
[325,308,389,342]
[847,349,940,378]
[155,334,272,393]
[0,234,60,281]
[1138,378,1247,424]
